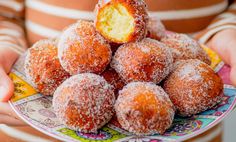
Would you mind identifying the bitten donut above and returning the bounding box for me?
[24,39,70,95]
[58,20,112,75]
[163,59,223,117]
[53,73,115,133]
[115,82,175,135]
[147,17,166,40]
[101,66,125,97]
[95,0,148,43]
[111,38,173,84]
[161,33,211,65]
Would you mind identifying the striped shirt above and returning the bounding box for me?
[1,0,236,48]
[0,0,236,142]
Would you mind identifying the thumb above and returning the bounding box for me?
[0,67,14,102]
[230,65,236,87]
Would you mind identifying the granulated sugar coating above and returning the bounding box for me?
[115,82,175,135]
[101,66,125,98]
[147,17,166,41]
[58,20,112,75]
[53,73,115,133]
[163,59,223,117]
[161,33,211,65]
[111,38,173,84]
[24,39,70,96]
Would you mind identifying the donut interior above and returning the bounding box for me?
[97,3,134,42]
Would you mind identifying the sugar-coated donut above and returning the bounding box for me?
[53,73,115,133]
[24,39,70,95]
[95,0,148,43]
[101,66,125,97]
[58,20,112,75]
[163,59,223,117]
[161,33,211,65]
[147,17,166,41]
[111,38,173,84]
[115,82,175,135]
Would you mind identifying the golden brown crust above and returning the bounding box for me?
[58,20,112,75]
[163,59,223,116]
[161,33,211,65]
[111,38,173,84]
[53,73,115,133]
[95,0,149,43]
[101,66,125,97]
[115,82,175,135]
[147,17,166,41]
[24,39,70,95]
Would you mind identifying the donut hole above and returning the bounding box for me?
[115,82,175,135]
[97,3,134,42]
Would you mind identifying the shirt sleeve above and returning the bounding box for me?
[195,1,236,44]
[0,0,27,55]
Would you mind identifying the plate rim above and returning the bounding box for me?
[9,100,77,142]
[9,85,236,142]
[178,91,236,141]
[9,61,236,142]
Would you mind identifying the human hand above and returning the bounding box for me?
[207,28,236,86]
[0,49,26,126]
